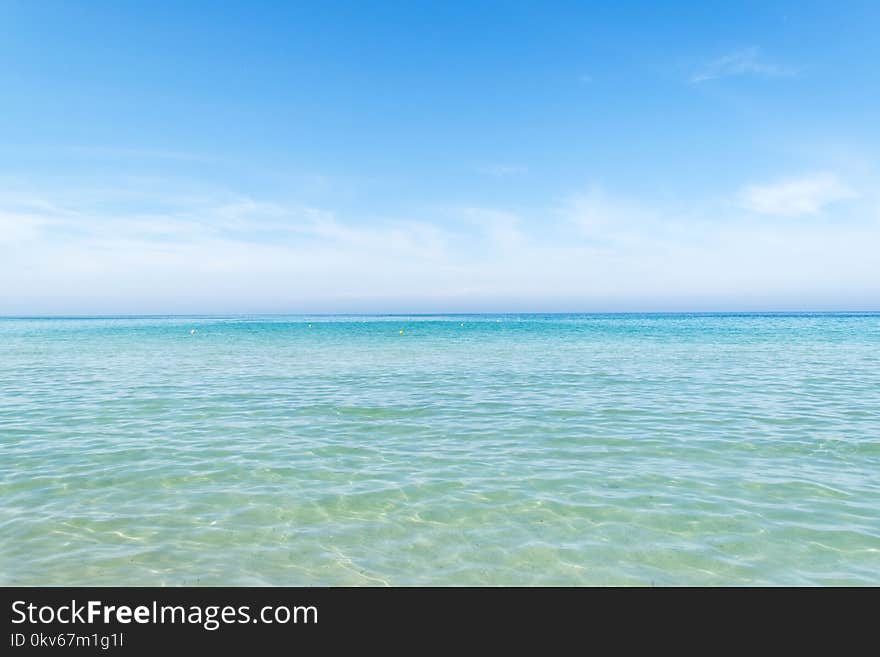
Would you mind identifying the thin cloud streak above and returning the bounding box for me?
[739,173,857,216]
[474,164,528,178]
[2,179,879,313]
[690,46,795,84]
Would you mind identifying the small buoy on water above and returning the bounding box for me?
[399,329,405,334]
[308,324,313,328]
[190,329,196,335]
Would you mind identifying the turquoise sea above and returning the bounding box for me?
[1,313,879,585]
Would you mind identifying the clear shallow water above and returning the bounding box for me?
[1,313,879,586]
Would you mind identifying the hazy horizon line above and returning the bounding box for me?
[3,309,879,319]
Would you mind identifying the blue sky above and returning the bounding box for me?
[1,1,878,313]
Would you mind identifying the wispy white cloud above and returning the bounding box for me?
[739,173,857,216]
[2,175,879,313]
[563,187,659,243]
[690,46,795,84]
[460,207,525,251]
[70,146,220,163]
[474,164,528,178]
